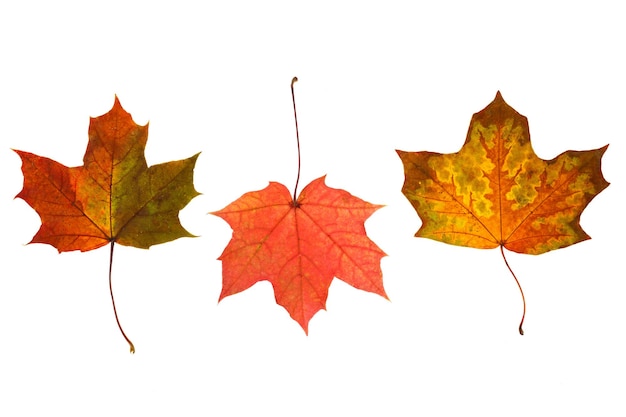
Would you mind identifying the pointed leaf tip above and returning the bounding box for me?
[493,91,505,103]
[112,94,122,109]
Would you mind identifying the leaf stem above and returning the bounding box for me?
[291,76,301,202]
[500,245,526,335]
[109,241,135,353]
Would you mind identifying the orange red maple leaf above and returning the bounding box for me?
[212,176,387,333]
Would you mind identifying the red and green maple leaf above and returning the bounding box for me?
[15,96,199,352]
[397,91,608,333]
[212,78,387,333]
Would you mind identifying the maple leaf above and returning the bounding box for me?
[212,78,387,333]
[15,96,199,351]
[15,97,199,252]
[397,91,608,333]
[212,176,387,333]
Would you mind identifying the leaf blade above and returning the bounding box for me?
[398,92,609,254]
[15,96,200,252]
[212,176,387,333]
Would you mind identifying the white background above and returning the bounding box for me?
[1,1,623,415]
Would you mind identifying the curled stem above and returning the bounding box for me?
[109,241,135,353]
[290,77,301,202]
[499,245,526,335]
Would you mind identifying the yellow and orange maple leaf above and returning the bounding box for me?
[397,91,608,255]
[397,92,608,334]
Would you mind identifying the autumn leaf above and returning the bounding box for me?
[397,91,608,333]
[15,96,199,351]
[213,176,387,333]
[15,97,199,252]
[212,78,387,333]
